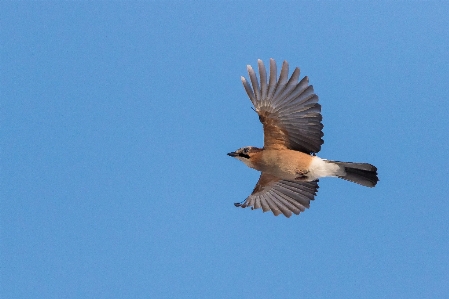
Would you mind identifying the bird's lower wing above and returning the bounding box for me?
[235,172,319,218]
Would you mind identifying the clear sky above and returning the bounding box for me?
[2,2,449,299]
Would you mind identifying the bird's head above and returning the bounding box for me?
[227,146,262,168]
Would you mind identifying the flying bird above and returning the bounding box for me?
[228,59,378,217]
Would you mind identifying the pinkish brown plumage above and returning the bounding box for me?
[228,59,378,218]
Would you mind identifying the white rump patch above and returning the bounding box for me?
[308,157,345,180]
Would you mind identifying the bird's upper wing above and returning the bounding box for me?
[235,172,319,218]
[241,59,323,154]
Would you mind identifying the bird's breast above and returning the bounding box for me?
[252,149,313,180]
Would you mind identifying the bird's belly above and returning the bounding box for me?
[261,166,298,180]
[257,150,312,180]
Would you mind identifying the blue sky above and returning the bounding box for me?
[2,2,449,298]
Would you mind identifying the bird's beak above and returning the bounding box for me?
[227,152,238,157]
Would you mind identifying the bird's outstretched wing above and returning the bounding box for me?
[241,59,323,154]
[235,172,319,218]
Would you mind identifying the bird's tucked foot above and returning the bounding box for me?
[295,170,309,180]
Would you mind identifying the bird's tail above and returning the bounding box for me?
[329,160,379,187]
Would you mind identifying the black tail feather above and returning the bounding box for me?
[332,161,379,187]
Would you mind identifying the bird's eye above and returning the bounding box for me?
[243,148,249,153]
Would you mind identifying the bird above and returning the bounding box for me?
[228,59,378,218]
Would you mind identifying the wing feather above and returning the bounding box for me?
[241,59,323,153]
[241,77,256,106]
[254,196,261,210]
[271,189,306,212]
[272,61,290,105]
[263,195,280,215]
[258,59,268,104]
[235,172,319,217]
[268,190,301,215]
[247,65,261,102]
[259,196,271,213]
[267,59,277,103]
[265,192,292,217]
